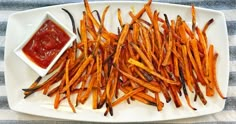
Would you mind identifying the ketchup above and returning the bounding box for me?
[22,20,70,69]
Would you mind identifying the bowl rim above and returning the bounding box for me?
[14,12,77,76]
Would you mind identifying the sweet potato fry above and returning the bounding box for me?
[92,10,101,23]
[191,39,208,86]
[183,21,194,39]
[61,55,93,93]
[80,18,88,58]
[202,18,214,45]
[116,66,161,93]
[144,2,153,24]
[213,53,226,99]
[196,27,208,76]
[155,93,164,111]
[130,0,152,24]
[162,14,173,66]
[186,40,205,84]
[65,60,76,113]
[110,71,119,99]
[142,27,152,61]
[48,51,67,74]
[191,5,196,33]
[182,45,193,92]
[113,24,130,65]
[132,23,139,44]
[130,42,154,70]
[96,51,102,89]
[120,86,155,106]
[84,0,100,29]
[80,73,96,104]
[128,58,178,85]
[125,86,156,103]
[101,5,110,26]
[178,23,188,44]
[179,67,196,110]
[169,85,182,108]
[117,8,123,26]
[54,91,60,109]
[104,87,145,116]
[24,76,42,95]
[92,84,98,109]
[153,11,162,50]
[206,45,214,96]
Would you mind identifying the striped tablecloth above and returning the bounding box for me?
[0,0,236,123]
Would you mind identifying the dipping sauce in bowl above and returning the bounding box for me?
[14,12,76,76]
[22,20,70,69]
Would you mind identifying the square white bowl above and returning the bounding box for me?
[14,12,76,76]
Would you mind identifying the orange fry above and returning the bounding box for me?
[128,58,178,85]
[206,45,214,96]
[130,42,154,70]
[61,55,93,93]
[116,67,161,93]
[182,45,193,92]
[117,8,123,26]
[113,24,130,65]
[65,60,76,113]
[213,53,226,99]
[112,87,145,107]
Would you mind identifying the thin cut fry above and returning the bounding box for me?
[61,55,93,93]
[112,87,145,107]
[113,24,130,65]
[213,53,226,99]
[182,45,193,92]
[162,15,173,66]
[206,45,214,96]
[117,8,123,26]
[196,27,208,76]
[116,66,161,93]
[130,42,155,70]
[65,60,76,113]
[155,93,164,111]
[128,58,178,85]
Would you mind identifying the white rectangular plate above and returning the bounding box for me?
[4,1,229,122]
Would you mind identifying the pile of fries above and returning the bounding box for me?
[23,0,225,116]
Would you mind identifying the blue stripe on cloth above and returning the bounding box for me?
[230,46,236,61]
[0,22,7,36]
[227,21,236,36]
[229,72,236,86]
[0,47,4,61]
[224,97,236,110]
[0,0,65,11]
[0,72,4,86]
[0,0,235,11]
[0,96,9,109]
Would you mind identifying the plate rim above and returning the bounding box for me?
[4,1,229,123]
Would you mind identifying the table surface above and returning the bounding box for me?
[0,0,236,123]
